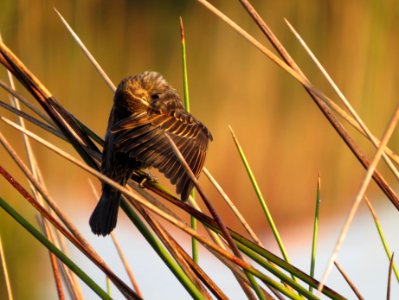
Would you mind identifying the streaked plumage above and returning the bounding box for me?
[89,71,212,236]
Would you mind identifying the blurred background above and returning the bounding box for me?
[1,0,399,298]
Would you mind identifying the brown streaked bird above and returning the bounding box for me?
[89,71,213,236]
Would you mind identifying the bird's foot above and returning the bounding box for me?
[136,170,158,188]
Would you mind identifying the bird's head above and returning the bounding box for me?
[114,71,182,114]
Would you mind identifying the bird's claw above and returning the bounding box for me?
[137,171,158,188]
[139,177,147,188]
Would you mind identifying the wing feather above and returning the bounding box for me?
[111,108,212,200]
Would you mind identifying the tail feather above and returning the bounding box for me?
[89,185,121,236]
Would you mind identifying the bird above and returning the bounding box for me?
[89,71,213,236]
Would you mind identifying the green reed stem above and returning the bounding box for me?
[365,198,399,282]
[228,127,291,263]
[106,277,112,296]
[310,175,321,292]
[180,16,198,263]
[180,16,190,112]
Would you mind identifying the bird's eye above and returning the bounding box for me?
[151,94,159,100]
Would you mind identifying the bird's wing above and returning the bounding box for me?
[111,110,212,200]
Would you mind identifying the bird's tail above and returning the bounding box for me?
[90,160,134,236]
[89,184,122,236]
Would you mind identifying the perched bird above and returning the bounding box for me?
[89,71,213,236]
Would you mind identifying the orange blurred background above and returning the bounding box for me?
[1,0,399,298]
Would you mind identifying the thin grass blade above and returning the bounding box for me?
[38,218,66,300]
[0,236,14,300]
[228,126,290,262]
[387,253,394,300]
[365,197,399,282]
[310,174,321,292]
[111,234,143,298]
[54,8,115,92]
[334,261,364,300]
[179,16,199,264]
[203,168,263,246]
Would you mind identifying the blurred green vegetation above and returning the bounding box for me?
[1,0,399,298]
